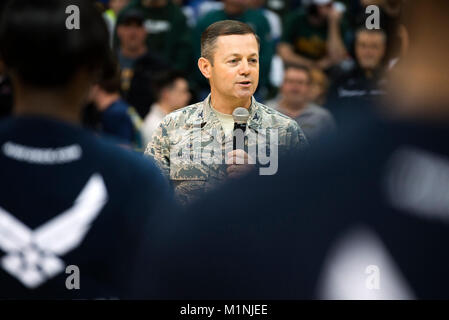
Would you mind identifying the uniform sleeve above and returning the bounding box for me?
[288,120,309,151]
[144,121,171,178]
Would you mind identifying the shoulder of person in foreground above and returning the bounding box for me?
[93,135,172,216]
[93,136,174,285]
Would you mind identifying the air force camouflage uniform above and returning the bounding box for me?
[145,95,307,204]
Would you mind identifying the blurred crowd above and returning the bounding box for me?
[0,0,407,149]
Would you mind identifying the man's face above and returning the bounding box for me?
[163,78,191,110]
[206,34,259,102]
[117,21,147,51]
[281,68,310,106]
[355,31,386,70]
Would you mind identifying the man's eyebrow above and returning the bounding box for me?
[224,53,259,59]
[224,53,242,59]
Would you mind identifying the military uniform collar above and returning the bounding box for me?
[190,94,263,130]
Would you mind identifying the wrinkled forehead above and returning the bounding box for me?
[213,34,259,58]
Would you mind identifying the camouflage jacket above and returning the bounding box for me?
[145,95,307,205]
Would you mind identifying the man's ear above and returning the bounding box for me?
[198,57,212,79]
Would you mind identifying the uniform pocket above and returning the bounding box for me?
[169,163,208,181]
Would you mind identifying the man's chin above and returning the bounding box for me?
[234,89,255,100]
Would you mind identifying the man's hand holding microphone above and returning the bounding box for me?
[226,107,255,179]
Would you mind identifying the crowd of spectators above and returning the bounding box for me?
[0,0,407,148]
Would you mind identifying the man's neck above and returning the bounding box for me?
[13,91,81,124]
[120,46,147,60]
[209,92,252,115]
[279,98,307,118]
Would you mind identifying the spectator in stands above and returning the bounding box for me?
[309,67,329,106]
[278,0,350,71]
[248,0,282,43]
[104,0,131,45]
[142,70,191,146]
[261,0,300,18]
[116,9,169,118]
[117,0,193,73]
[266,64,335,141]
[325,28,387,123]
[193,0,273,99]
[353,0,407,66]
[89,66,144,151]
[179,0,224,28]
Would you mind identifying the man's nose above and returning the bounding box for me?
[239,59,251,75]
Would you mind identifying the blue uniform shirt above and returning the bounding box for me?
[0,116,170,299]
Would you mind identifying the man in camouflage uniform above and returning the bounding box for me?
[146,20,307,204]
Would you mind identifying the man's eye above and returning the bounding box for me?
[250,59,258,63]
[228,59,237,64]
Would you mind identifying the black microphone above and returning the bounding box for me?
[232,107,250,151]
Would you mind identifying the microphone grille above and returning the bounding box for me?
[232,107,250,124]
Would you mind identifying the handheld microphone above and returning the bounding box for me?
[232,107,250,151]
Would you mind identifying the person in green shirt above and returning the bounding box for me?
[278,0,350,71]
[116,0,193,72]
[193,0,274,99]
[104,0,131,45]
